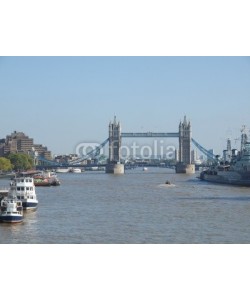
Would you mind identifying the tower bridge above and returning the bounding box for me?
[106,116,195,174]
[37,116,216,174]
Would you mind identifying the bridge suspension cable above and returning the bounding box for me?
[68,138,110,165]
[191,138,217,161]
[36,138,110,166]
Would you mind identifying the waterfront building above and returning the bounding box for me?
[0,131,52,160]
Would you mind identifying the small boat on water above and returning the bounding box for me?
[71,168,82,173]
[56,168,69,173]
[0,195,23,223]
[9,177,38,210]
[143,167,148,171]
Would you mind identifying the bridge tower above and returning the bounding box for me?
[108,116,121,163]
[106,116,125,174]
[176,116,195,174]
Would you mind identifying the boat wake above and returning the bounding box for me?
[158,183,176,188]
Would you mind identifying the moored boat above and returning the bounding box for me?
[33,172,60,187]
[9,177,38,210]
[0,195,23,223]
[33,176,51,186]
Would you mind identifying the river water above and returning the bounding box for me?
[1,168,250,244]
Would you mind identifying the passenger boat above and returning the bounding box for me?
[9,177,38,210]
[199,129,250,187]
[0,195,23,223]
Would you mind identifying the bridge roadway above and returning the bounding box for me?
[36,163,177,170]
[36,163,107,170]
[122,132,179,138]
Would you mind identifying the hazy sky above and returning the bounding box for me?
[0,56,249,156]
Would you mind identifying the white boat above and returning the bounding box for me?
[9,177,38,211]
[72,168,82,173]
[0,195,23,223]
[56,168,69,173]
[143,167,148,171]
[90,167,99,171]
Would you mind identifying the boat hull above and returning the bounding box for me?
[22,201,38,210]
[0,215,23,223]
[199,172,250,187]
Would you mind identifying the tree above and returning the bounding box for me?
[7,153,34,171]
[0,157,13,172]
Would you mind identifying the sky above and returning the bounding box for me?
[0,56,250,156]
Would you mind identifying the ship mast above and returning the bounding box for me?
[240,125,248,152]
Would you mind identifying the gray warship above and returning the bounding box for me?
[199,127,250,187]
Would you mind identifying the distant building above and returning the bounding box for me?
[191,149,198,163]
[175,149,179,162]
[191,149,202,165]
[33,144,52,161]
[207,149,214,162]
[0,131,52,160]
[54,154,82,164]
[223,138,232,162]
